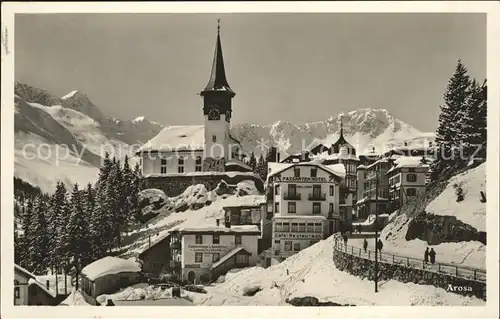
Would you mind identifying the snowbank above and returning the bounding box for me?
[235,180,260,196]
[426,163,486,232]
[379,214,486,269]
[197,236,484,306]
[81,256,141,281]
[60,290,91,306]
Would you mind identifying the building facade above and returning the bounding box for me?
[386,157,430,211]
[356,159,391,219]
[169,226,260,283]
[264,162,344,264]
[14,264,58,306]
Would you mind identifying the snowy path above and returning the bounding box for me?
[339,238,486,282]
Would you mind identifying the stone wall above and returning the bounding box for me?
[141,173,264,197]
[332,244,486,301]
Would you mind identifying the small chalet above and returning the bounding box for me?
[14,264,58,306]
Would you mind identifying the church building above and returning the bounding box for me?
[136,22,252,176]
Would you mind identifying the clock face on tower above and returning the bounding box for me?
[225,110,231,122]
[208,107,220,120]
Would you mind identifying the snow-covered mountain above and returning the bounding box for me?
[14,82,434,192]
[231,108,434,157]
[14,82,164,192]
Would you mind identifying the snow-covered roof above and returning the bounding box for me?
[225,159,252,171]
[266,162,346,183]
[222,195,266,208]
[28,278,56,298]
[143,171,259,178]
[274,215,327,220]
[310,151,359,162]
[355,196,389,205]
[366,158,389,170]
[15,264,36,279]
[81,256,141,281]
[176,225,260,234]
[386,156,430,174]
[137,125,205,152]
[357,165,367,170]
[211,247,250,270]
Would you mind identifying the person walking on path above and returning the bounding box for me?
[424,247,430,264]
[376,239,383,253]
[429,248,436,264]
[363,238,368,253]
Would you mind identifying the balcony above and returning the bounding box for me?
[283,192,301,200]
[308,193,326,201]
[169,260,181,268]
[170,242,181,250]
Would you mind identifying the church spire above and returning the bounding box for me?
[201,19,235,97]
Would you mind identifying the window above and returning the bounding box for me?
[407,174,417,182]
[291,223,299,232]
[212,253,220,262]
[195,156,202,172]
[178,157,184,173]
[407,188,417,196]
[161,158,167,174]
[313,203,321,214]
[310,168,317,177]
[288,202,296,214]
[313,185,321,197]
[329,185,334,196]
[288,184,297,196]
[274,239,281,245]
[284,241,292,251]
[293,242,301,251]
[195,235,203,244]
[235,235,242,245]
[195,252,203,263]
[236,254,249,264]
[408,168,415,173]
[213,234,220,244]
[275,185,280,195]
[294,168,300,177]
[283,222,290,232]
[314,222,323,233]
[212,135,217,142]
[298,223,306,232]
[14,287,20,299]
[329,203,334,213]
[275,202,280,214]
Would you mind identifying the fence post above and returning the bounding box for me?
[438,263,441,272]
[407,257,409,267]
[455,266,458,276]
[368,250,370,260]
[474,270,477,281]
[392,254,395,264]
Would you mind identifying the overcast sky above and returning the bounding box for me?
[15,13,485,132]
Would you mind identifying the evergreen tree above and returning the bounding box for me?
[249,152,257,172]
[460,79,487,159]
[96,152,113,191]
[82,183,95,265]
[66,184,91,289]
[256,153,268,181]
[47,182,69,274]
[27,196,50,274]
[431,59,471,181]
[19,198,34,269]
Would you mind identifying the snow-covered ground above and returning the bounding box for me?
[59,290,91,306]
[196,236,484,306]
[378,214,486,270]
[426,163,486,232]
[121,182,262,257]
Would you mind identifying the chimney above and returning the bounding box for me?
[277,152,280,162]
[46,280,50,290]
[216,219,220,227]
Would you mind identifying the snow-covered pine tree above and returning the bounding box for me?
[28,196,50,274]
[47,182,69,274]
[82,183,95,265]
[65,183,91,289]
[431,59,471,181]
[459,79,484,159]
[110,157,125,247]
[120,155,134,227]
[249,152,257,172]
[95,152,113,191]
[256,153,268,181]
[18,198,34,269]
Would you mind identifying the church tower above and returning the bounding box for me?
[200,20,235,165]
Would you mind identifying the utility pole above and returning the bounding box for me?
[374,164,379,293]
